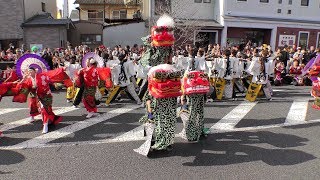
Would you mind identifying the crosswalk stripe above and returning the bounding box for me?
[2,118,319,150]
[285,99,309,125]
[112,125,145,141]
[0,108,26,115]
[0,107,78,132]
[209,101,258,131]
[4,104,140,150]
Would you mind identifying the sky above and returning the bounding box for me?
[56,0,78,15]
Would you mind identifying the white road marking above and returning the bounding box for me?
[3,105,139,150]
[0,107,78,132]
[209,101,257,131]
[2,118,320,150]
[210,119,320,133]
[0,108,26,115]
[112,125,145,141]
[285,99,309,125]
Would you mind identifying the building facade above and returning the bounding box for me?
[0,0,57,50]
[75,0,141,22]
[215,0,320,50]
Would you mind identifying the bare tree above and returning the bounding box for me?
[151,0,207,48]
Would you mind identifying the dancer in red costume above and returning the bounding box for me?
[22,67,63,133]
[26,71,40,123]
[82,58,100,118]
[3,65,19,83]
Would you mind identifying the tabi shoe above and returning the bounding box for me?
[42,123,49,134]
[27,116,35,123]
[86,112,94,119]
[206,99,214,103]
[73,105,79,108]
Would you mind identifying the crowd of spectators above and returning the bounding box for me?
[1,41,319,86]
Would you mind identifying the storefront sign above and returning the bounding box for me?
[278,35,296,47]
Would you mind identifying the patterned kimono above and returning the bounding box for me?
[83,66,99,113]
[180,57,207,141]
[26,74,62,125]
[24,75,40,118]
[135,38,177,154]
[309,59,320,110]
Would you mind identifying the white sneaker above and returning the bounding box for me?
[67,100,72,103]
[73,105,79,108]
[42,123,48,134]
[86,112,94,118]
[105,103,110,107]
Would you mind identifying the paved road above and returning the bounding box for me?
[0,86,319,180]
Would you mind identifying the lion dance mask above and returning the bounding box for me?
[151,14,175,47]
[182,71,210,95]
[148,64,182,98]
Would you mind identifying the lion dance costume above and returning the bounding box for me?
[179,71,210,141]
[134,15,180,156]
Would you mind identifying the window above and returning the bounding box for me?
[194,0,202,2]
[88,10,103,21]
[288,0,292,5]
[80,34,102,45]
[155,0,171,15]
[316,32,320,48]
[278,0,282,4]
[260,0,269,3]
[288,10,291,14]
[298,32,309,49]
[203,0,211,3]
[112,10,127,19]
[277,9,281,13]
[41,2,46,12]
[301,0,309,6]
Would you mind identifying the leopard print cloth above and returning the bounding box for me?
[140,95,177,150]
[180,94,205,141]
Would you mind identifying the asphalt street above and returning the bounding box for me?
[0,85,319,180]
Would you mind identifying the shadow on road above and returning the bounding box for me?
[148,131,316,166]
[0,149,25,174]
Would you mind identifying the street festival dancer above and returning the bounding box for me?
[134,14,181,156]
[179,69,210,141]
[82,58,100,118]
[309,55,320,110]
[23,67,64,133]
